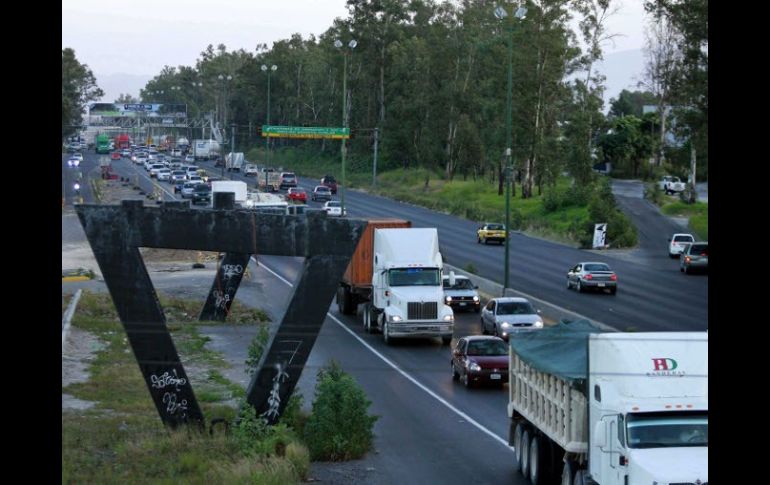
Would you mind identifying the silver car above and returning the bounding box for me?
[480,297,543,340]
[567,262,618,294]
[442,273,480,313]
[180,182,198,198]
[680,242,708,274]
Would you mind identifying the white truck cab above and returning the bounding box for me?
[371,228,454,345]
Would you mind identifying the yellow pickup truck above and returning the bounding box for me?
[477,223,507,245]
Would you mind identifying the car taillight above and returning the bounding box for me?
[585,274,593,280]
[610,274,617,281]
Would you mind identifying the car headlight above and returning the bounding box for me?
[389,314,402,322]
[468,361,481,372]
[473,295,479,302]
[443,314,454,322]
[534,320,543,328]
[445,295,452,303]
[500,322,510,328]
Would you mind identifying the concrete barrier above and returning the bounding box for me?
[444,263,616,331]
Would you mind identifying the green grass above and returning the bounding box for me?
[251,145,635,247]
[661,201,708,240]
[62,291,304,484]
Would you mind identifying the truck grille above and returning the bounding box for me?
[408,302,437,320]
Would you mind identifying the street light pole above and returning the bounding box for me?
[494,4,527,295]
[261,64,277,189]
[335,39,357,216]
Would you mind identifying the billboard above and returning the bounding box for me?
[88,103,187,118]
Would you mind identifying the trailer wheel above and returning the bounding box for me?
[561,460,576,485]
[529,435,549,485]
[521,428,532,480]
[513,422,525,472]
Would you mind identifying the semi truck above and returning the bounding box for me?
[192,139,221,161]
[95,133,111,154]
[177,137,190,153]
[226,152,244,172]
[114,134,131,149]
[507,321,708,485]
[337,223,455,345]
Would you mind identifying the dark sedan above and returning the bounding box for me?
[451,336,509,388]
[191,184,212,205]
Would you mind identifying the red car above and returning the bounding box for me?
[287,188,307,203]
[451,336,509,388]
[320,175,338,194]
[110,151,121,160]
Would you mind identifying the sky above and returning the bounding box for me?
[62,0,650,105]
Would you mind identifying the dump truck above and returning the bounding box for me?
[507,320,708,485]
[337,222,455,345]
[257,170,282,192]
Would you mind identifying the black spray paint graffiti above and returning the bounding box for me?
[151,369,189,418]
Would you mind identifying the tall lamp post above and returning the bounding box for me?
[334,39,357,215]
[191,81,203,139]
[217,74,233,128]
[494,4,527,295]
[261,64,277,178]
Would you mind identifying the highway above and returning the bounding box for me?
[63,149,707,483]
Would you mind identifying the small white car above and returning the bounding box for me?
[659,176,686,194]
[149,164,165,177]
[244,164,259,176]
[156,168,172,181]
[668,233,695,258]
[180,182,198,198]
[187,175,203,185]
[323,200,346,216]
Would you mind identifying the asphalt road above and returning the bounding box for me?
[62,154,706,482]
[87,154,707,332]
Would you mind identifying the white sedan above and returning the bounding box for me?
[323,200,346,217]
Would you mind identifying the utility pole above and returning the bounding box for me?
[372,127,379,186]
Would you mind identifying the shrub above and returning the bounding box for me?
[542,190,562,212]
[280,393,309,435]
[245,325,270,376]
[303,360,379,461]
[233,401,271,454]
[464,263,478,275]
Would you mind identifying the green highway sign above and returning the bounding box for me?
[262,125,350,139]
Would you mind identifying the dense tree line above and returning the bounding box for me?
[137,0,706,194]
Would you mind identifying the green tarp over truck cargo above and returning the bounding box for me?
[509,320,607,388]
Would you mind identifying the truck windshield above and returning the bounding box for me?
[626,411,708,448]
[389,268,440,286]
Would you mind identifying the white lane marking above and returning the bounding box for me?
[62,289,83,351]
[253,256,513,451]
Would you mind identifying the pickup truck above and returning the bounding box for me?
[659,175,686,194]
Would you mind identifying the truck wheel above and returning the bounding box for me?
[561,460,576,485]
[572,470,587,485]
[363,304,371,331]
[521,428,532,480]
[513,422,525,472]
[383,321,391,345]
[529,435,549,485]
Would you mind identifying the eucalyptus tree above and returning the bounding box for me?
[62,48,103,137]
